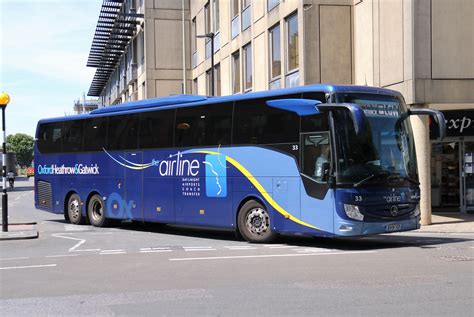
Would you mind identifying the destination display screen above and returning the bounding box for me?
[351,99,401,118]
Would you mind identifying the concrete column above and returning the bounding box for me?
[410,104,432,225]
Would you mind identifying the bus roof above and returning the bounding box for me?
[38,84,402,124]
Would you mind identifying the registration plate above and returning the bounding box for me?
[385,224,402,232]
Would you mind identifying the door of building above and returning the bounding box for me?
[431,142,460,211]
[461,141,474,213]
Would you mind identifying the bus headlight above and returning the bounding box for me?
[343,204,364,221]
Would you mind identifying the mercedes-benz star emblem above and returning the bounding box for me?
[390,205,399,216]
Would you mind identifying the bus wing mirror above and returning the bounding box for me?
[316,103,366,135]
[321,162,330,182]
[409,108,446,140]
[265,99,322,116]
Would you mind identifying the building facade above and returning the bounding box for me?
[73,97,99,114]
[87,0,191,107]
[87,0,474,222]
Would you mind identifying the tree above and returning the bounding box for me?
[6,133,34,167]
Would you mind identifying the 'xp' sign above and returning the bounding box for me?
[430,110,474,138]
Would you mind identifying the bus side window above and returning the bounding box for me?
[302,133,330,182]
[233,95,300,145]
[175,103,232,147]
[37,122,62,153]
[107,114,139,150]
[139,109,174,149]
[62,120,85,153]
[83,117,107,152]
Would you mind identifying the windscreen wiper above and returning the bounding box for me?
[354,172,388,187]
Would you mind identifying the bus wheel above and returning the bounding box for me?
[67,194,83,225]
[87,195,109,227]
[237,200,276,243]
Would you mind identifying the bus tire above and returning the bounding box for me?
[87,195,109,227]
[67,193,84,225]
[237,200,276,243]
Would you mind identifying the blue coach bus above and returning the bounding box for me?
[34,84,445,242]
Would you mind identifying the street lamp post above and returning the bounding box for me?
[196,32,215,96]
[0,92,10,232]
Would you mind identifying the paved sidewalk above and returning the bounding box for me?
[0,223,38,240]
[417,213,474,233]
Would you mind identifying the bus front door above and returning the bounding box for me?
[124,151,144,221]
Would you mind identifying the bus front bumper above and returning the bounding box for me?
[334,214,421,236]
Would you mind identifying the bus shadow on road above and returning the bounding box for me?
[119,221,238,242]
[278,234,472,251]
[117,221,471,250]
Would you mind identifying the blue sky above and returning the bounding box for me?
[0,0,102,137]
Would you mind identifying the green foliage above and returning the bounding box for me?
[6,133,34,167]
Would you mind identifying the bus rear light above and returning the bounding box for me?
[343,204,364,221]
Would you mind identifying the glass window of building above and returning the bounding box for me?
[268,0,279,12]
[191,17,196,53]
[232,51,241,94]
[205,64,221,96]
[286,13,298,71]
[269,24,281,89]
[206,69,212,96]
[193,78,198,94]
[231,0,240,39]
[286,13,299,88]
[191,18,197,68]
[215,63,221,96]
[242,0,251,31]
[243,43,252,92]
[204,3,211,34]
[139,31,144,64]
[204,3,213,59]
[212,0,220,32]
[232,0,239,17]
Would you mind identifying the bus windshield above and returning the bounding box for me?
[333,93,418,187]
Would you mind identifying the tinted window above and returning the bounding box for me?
[62,120,84,152]
[139,109,175,149]
[107,114,139,150]
[83,117,107,152]
[37,122,62,153]
[175,103,233,147]
[301,92,327,103]
[301,115,329,133]
[233,95,300,144]
[301,92,329,133]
